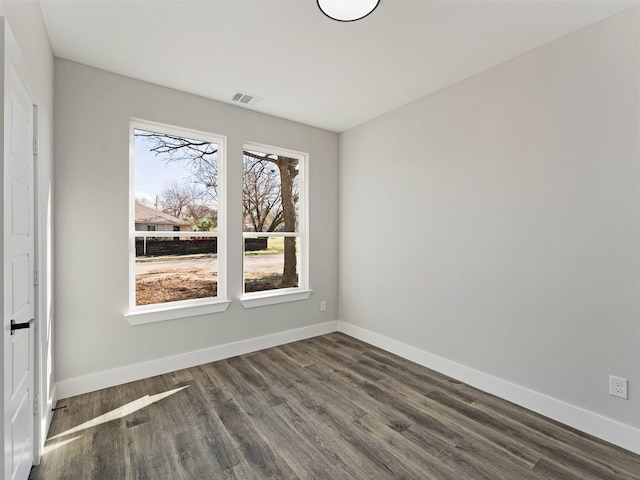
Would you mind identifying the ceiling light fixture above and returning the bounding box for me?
[317,0,380,22]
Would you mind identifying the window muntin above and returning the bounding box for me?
[130,120,226,311]
[242,144,307,296]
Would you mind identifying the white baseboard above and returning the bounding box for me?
[53,318,640,455]
[338,321,640,456]
[56,321,338,399]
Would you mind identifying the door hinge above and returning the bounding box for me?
[34,396,39,415]
[34,268,39,286]
[33,138,38,155]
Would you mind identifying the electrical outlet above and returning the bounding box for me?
[320,301,326,312]
[609,375,628,399]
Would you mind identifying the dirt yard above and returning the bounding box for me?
[136,267,218,305]
[135,255,292,305]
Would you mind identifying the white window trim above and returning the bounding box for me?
[126,118,227,324]
[240,289,312,309]
[125,298,231,325]
[240,142,311,308]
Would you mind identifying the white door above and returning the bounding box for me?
[3,47,35,480]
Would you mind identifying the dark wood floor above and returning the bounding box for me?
[30,333,640,479]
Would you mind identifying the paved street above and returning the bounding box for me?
[136,255,284,276]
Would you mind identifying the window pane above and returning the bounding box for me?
[133,126,222,309]
[244,236,299,293]
[135,236,218,306]
[134,128,219,234]
[242,149,299,233]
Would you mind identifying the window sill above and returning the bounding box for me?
[125,298,231,325]
[240,289,312,309]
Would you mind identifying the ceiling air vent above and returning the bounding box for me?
[231,91,262,107]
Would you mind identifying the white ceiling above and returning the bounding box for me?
[39,0,638,132]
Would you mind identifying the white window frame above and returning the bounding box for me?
[125,119,229,324]
[240,142,311,308]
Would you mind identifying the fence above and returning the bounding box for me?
[135,237,268,257]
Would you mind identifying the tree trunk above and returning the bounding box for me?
[276,156,298,288]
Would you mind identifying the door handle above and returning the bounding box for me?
[10,318,33,335]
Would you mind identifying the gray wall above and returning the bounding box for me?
[339,7,640,427]
[54,59,338,382]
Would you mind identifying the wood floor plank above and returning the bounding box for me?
[30,333,640,480]
[274,342,316,368]
[468,396,633,479]
[239,394,355,480]
[203,383,295,479]
[272,401,372,479]
[175,366,245,475]
[353,413,468,480]
[343,369,540,479]
[247,347,368,422]
[218,356,354,479]
[375,374,545,468]
[244,350,401,479]
[469,392,640,478]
